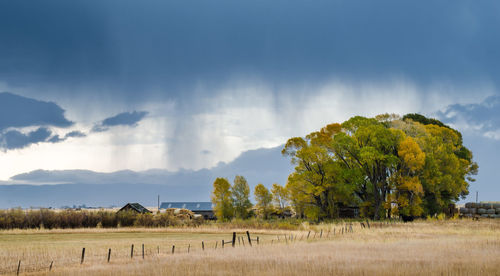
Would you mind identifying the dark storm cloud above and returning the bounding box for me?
[92,111,148,132]
[0,127,52,150]
[0,92,73,131]
[47,130,87,144]
[65,131,86,138]
[0,1,499,102]
[438,95,500,137]
[102,111,148,127]
[0,92,88,149]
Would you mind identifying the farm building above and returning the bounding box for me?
[160,202,215,219]
[117,203,152,214]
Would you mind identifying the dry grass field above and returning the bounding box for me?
[0,219,499,275]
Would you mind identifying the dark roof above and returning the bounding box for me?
[160,202,213,211]
[118,203,151,213]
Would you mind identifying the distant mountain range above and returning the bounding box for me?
[0,146,294,208]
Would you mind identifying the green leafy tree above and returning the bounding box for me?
[282,114,477,220]
[282,123,360,220]
[211,177,234,221]
[232,175,253,219]
[254,184,273,219]
[395,115,478,215]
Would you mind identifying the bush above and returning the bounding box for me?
[0,208,208,229]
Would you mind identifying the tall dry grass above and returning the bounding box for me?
[0,219,498,275]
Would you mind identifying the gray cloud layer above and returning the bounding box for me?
[1,127,51,150]
[93,111,148,132]
[439,95,500,139]
[1,1,499,103]
[0,92,73,131]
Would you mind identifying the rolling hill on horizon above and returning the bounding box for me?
[0,145,294,208]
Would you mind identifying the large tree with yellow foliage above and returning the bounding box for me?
[283,114,477,220]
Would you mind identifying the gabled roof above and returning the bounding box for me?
[119,203,151,213]
[160,202,213,211]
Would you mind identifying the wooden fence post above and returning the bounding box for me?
[320,229,323,238]
[172,245,175,254]
[202,241,205,251]
[215,241,218,249]
[366,220,370,229]
[222,240,224,248]
[142,244,145,259]
[232,232,236,247]
[257,236,259,245]
[49,261,53,271]
[16,260,21,276]
[307,231,311,239]
[246,231,252,246]
[108,248,111,263]
[188,244,191,253]
[81,248,85,264]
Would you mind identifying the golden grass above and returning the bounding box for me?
[1,219,499,275]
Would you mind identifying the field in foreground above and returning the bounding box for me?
[0,219,499,275]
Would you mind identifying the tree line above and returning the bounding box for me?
[212,114,478,221]
[211,176,290,221]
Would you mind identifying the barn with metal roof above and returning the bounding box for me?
[160,202,214,219]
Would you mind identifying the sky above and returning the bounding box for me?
[0,1,499,202]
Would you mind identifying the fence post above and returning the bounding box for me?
[366,220,370,229]
[232,232,236,247]
[257,236,259,245]
[222,240,224,248]
[16,260,21,276]
[108,248,111,263]
[188,244,191,253]
[80,248,86,264]
[215,241,218,249]
[202,241,205,251]
[307,231,311,239]
[142,244,145,259]
[246,231,252,247]
[131,244,134,258]
[49,261,53,271]
[320,229,323,238]
[172,245,175,254]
